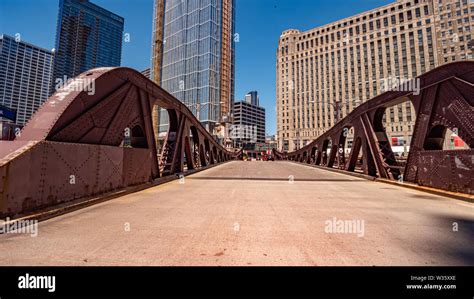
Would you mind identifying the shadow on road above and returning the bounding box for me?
[187,177,362,182]
[410,193,446,201]
[435,215,474,265]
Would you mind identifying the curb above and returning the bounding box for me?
[375,178,474,203]
[287,161,376,181]
[283,161,473,203]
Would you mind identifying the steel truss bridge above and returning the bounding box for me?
[0,67,241,217]
[0,62,472,218]
[274,61,473,195]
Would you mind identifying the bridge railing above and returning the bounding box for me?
[274,61,473,195]
[0,67,242,218]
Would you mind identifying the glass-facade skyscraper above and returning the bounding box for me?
[0,34,54,125]
[51,0,124,94]
[152,0,236,136]
[245,91,259,106]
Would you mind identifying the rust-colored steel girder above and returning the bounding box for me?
[274,61,474,195]
[0,67,242,218]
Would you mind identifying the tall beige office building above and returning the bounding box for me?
[276,0,474,152]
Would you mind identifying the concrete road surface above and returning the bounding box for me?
[1,161,473,266]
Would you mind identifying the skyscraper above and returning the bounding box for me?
[0,34,54,125]
[51,0,124,94]
[233,92,266,146]
[245,91,259,106]
[276,0,474,152]
[151,0,236,138]
[141,67,151,79]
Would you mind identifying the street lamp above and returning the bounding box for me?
[186,103,202,120]
[310,98,363,123]
[218,101,234,149]
[187,101,232,146]
[282,105,298,150]
[295,129,300,150]
[186,102,222,121]
[309,100,342,123]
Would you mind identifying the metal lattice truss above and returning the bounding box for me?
[274,61,474,195]
[0,67,241,217]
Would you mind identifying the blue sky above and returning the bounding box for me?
[0,0,392,135]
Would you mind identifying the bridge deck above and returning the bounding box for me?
[1,161,473,266]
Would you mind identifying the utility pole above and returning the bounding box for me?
[295,129,300,150]
[310,100,342,123]
[334,101,341,123]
